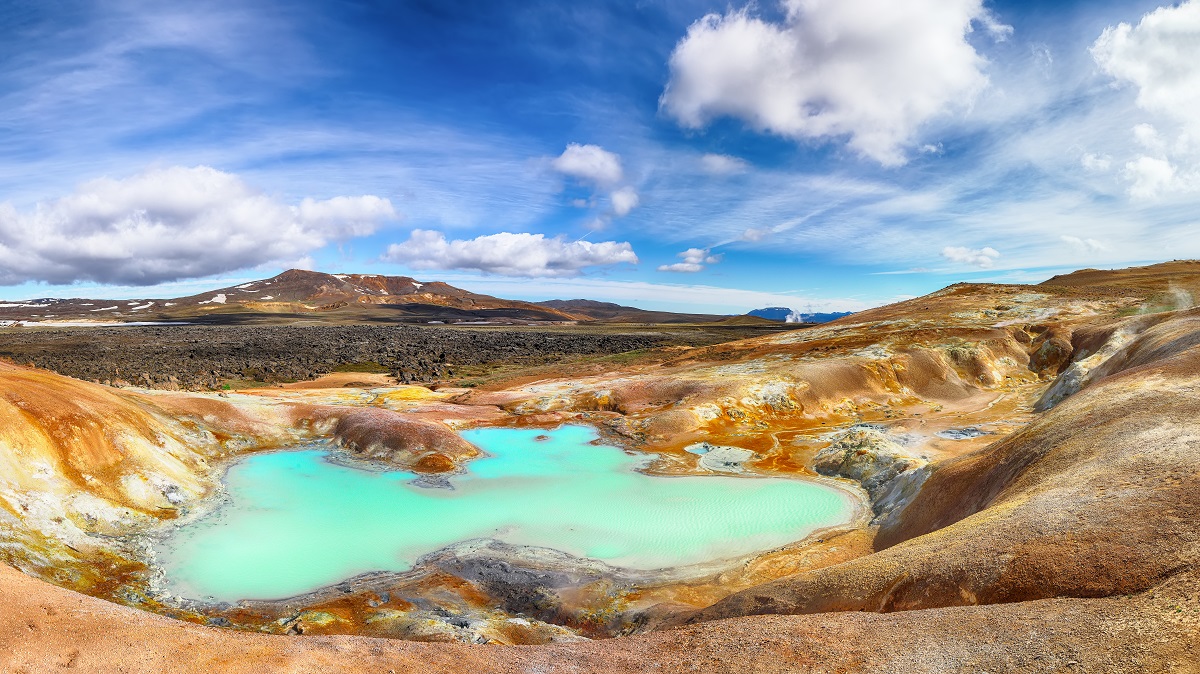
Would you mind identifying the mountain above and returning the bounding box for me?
[161,269,581,321]
[0,270,739,326]
[748,307,854,323]
[747,307,793,321]
[1040,260,1200,296]
[534,299,739,324]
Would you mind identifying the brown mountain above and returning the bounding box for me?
[0,270,736,325]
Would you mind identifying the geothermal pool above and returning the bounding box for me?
[158,425,858,602]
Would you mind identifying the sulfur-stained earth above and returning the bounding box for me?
[3,261,1200,672]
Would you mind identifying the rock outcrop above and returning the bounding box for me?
[811,426,928,520]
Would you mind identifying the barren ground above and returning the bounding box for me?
[4,261,1200,672]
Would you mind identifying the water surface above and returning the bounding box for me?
[159,425,857,602]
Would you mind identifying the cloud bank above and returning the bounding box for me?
[384,230,638,277]
[0,166,395,285]
[660,0,1008,165]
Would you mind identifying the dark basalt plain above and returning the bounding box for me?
[0,323,794,390]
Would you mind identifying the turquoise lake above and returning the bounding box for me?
[158,425,859,602]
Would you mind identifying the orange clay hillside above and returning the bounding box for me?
[2,261,1200,672]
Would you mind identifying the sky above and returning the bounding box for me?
[0,0,1197,314]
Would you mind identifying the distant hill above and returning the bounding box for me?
[0,270,749,326]
[534,299,734,324]
[1040,260,1200,296]
[748,307,853,323]
[748,307,794,321]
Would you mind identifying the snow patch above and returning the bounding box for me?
[90,306,119,312]
[198,294,227,305]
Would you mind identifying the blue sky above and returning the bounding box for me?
[0,0,1197,313]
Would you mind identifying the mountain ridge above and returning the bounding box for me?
[0,270,743,325]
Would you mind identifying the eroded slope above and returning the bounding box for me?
[3,263,1200,670]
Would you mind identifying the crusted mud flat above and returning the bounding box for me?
[3,261,1200,671]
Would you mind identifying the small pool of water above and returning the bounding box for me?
[158,425,859,602]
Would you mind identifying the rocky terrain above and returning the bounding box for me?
[3,260,1200,671]
[0,323,791,390]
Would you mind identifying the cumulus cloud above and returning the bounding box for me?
[700,153,749,175]
[660,0,1007,166]
[610,186,640,217]
[0,166,395,285]
[1060,235,1109,253]
[1093,2,1200,199]
[552,143,624,187]
[1132,123,1165,152]
[941,245,1000,268]
[383,230,638,277]
[657,247,723,273]
[1092,3,1200,122]
[551,143,640,221]
[1124,155,1180,200]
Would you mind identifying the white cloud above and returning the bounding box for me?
[0,166,395,285]
[660,0,1007,166]
[551,143,639,223]
[552,143,624,186]
[1093,2,1200,200]
[740,228,768,242]
[1081,152,1112,171]
[1060,235,1108,254]
[700,153,749,175]
[1092,2,1200,123]
[296,195,396,236]
[941,245,1000,268]
[1132,123,1164,151]
[383,230,638,277]
[610,186,640,217]
[657,247,724,273]
[1124,155,1180,200]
